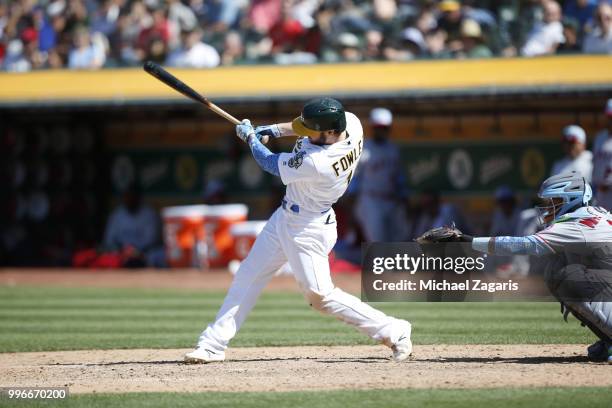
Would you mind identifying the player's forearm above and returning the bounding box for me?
[254,122,295,140]
[247,135,280,177]
[276,122,297,137]
[471,236,554,256]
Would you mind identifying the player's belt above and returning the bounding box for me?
[281,199,330,215]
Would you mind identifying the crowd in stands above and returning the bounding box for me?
[0,0,610,72]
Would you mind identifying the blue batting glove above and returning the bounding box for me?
[255,124,281,140]
[236,119,255,143]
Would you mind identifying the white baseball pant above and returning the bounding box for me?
[196,206,408,353]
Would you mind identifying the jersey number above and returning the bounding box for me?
[346,170,353,186]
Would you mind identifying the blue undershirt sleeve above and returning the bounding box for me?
[472,235,555,256]
[248,136,280,177]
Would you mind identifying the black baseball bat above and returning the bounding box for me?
[143,61,241,125]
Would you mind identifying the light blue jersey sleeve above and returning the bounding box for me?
[472,235,555,256]
[248,136,280,177]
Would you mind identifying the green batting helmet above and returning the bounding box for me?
[292,97,347,137]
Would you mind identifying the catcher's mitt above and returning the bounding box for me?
[415,225,472,244]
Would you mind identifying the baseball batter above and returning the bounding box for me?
[185,98,412,363]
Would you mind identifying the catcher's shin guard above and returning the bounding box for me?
[548,265,612,342]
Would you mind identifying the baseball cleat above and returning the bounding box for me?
[391,321,413,362]
[608,345,612,364]
[184,347,225,364]
[587,340,610,362]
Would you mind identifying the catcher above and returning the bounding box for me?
[417,172,612,363]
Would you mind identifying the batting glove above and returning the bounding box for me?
[236,119,256,143]
[255,124,281,140]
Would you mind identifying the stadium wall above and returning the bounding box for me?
[1,56,610,230]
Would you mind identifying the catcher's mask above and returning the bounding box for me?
[535,197,564,225]
[535,171,592,225]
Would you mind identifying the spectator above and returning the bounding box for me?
[103,183,163,267]
[457,18,492,58]
[437,0,465,43]
[190,0,243,33]
[3,39,30,72]
[166,28,220,68]
[551,125,593,182]
[415,8,438,36]
[48,5,72,65]
[371,0,399,34]
[384,27,427,61]
[363,29,384,60]
[47,48,64,68]
[220,30,246,65]
[168,0,198,34]
[582,3,612,54]
[0,2,7,43]
[592,98,612,209]
[268,0,307,54]
[37,6,58,53]
[0,0,609,71]
[135,3,170,63]
[564,0,597,30]
[248,0,282,34]
[90,0,121,38]
[557,17,581,54]
[425,27,451,58]
[21,26,46,69]
[335,32,363,62]
[521,0,564,57]
[68,27,106,69]
[268,0,318,64]
[462,0,498,32]
[353,108,410,242]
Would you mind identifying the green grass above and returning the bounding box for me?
[2,388,611,408]
[0,286,595,353]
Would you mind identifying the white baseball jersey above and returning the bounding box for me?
[277,111,363,213]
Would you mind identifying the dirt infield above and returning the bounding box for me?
[0,345,609,394]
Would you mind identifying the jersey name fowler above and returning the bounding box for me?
[331,138,363,179]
